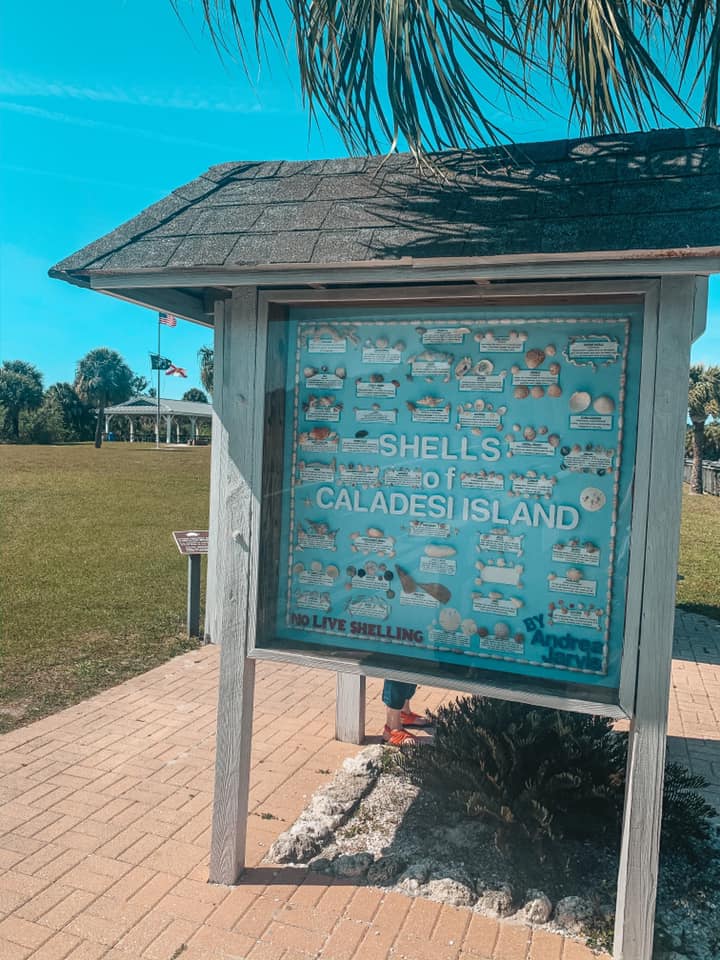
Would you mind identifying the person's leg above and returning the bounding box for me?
[400,691,431,727]
[382,681,418,743]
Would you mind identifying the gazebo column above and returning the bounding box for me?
[104,415,112,436]
[165,415,172,444]
[190,417,197,443]
[129,419,135,443]
[176,421,181,443]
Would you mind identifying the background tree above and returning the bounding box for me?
[688,364,720,494]
[129,374,150,397]
[182,387,209,403]
[74,348,134,449]
[191,1,720,154]
[45,382,95,441]
[198,346,214,397]
[0,360,44,439]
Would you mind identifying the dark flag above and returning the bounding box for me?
[150,354,173,371]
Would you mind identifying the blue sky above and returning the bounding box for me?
[1,1,718,399]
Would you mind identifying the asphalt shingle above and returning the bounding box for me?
[50,126,720,283]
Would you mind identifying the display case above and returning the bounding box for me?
[253,299,647,715]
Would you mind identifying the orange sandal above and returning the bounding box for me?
[382,725,418,746]
[400,710,432,728]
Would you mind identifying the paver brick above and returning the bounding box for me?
[188,922,258,959]
[28,929,83,960]
[143,917,198,960]
[0,937,33,960]
[318,917,368,960]
[39,889,98,931]
[493,923,530,960]
[528,929,564,960]
[0,914,53,948]
[263,918,328,955]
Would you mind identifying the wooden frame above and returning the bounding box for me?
[206,274,704,960]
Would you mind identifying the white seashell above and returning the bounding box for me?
[461,618,478,637]
[424,544,457,558]
[547,384,562,397]
[566,568,583,582]
[593,395,615,414]
[514,386,530,400]
[569,391,591,413]
[530,385,545,399]
[580,487,606,512]
[494,622,510,639]
[474,359,494,375]
[439,608,462,632]
[525,348,545,369]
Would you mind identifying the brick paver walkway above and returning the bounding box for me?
[0,610,718,960]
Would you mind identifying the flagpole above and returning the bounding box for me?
[156,315,161,450]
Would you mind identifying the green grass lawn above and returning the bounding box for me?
[677,488,720,621]
[1,446,718,735]
[0,444,210,733]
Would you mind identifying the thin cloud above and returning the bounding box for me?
[0,71,273,115]
[0,101,231,150]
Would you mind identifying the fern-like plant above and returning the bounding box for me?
[399,697,716,859]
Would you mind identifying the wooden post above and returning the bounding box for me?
[208,287,265,885]
[613,276,696,960]
[187,554,201,638]
[335,674,366,744]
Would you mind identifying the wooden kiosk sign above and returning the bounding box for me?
[50,127,720,960]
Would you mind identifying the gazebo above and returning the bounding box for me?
[103,396,212,443]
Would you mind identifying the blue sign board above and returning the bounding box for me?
[274,305,642,692]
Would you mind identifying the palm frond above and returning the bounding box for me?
[184,0,718,153]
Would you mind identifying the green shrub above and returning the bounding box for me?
[399,696,716,859]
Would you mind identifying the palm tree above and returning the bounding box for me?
[198,346,214,397]
[45,382,95,441]
[74,348,134,449]
[191,2,719,154]
[688,364,720,494]
[0,360,44,439]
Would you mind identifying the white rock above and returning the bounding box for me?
[425,878,477,907]
[475,885,515,918]
[518,890,552,924]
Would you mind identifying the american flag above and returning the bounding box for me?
[159,312,177,327]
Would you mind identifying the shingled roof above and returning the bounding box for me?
[51,126,720,286]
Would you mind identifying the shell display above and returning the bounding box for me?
[569,391,591,413]
[525,348,545,369]
[593,395,615,414]
[418,580,451,604]
[395,565,417,594]
[454,356,473,378]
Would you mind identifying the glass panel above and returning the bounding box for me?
[258,302,644,707]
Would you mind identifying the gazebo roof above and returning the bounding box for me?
[51,127,720,282]
[104,397,212,417]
